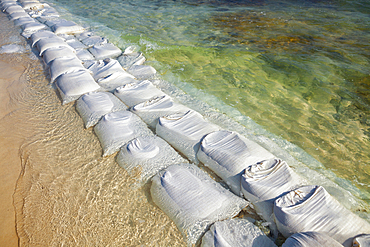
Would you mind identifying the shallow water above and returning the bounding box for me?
[46,0,370,199]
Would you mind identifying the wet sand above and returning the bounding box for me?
[0,12,31,247]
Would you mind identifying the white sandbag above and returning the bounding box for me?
[75,31,94,41]
[29,6,59,18]
[197,130,275,195]
[282,232,344,247]
[36,37,74,56]
[274,185,370,247]
[201,219,277,247]
[114,80,165,107]
[127,65,156,80]
[151,163,248,246]
[75,49,94,61]
[1,2,17,12]
[87,58,131,81]
[241,158,303,237]
[10,11,29,20]
[96,72,137,92]
[51,20,84,35]
[49,57,85,82]
[353,235,370,247]
[21,1,49,11]
[156,110,220,163]
[117,136,188,185]
[4,4,24,14]
[89,43,122,60]
[30,30,56,47]
[131,95,191,129]
[117,52,146,69]
[21,22,47,33]
[81,35,107,47]
[66,38,86,50]
[76,91,127,128]
[42,17,64,27]
[94,110,153,157]
[42,46,77,65]
[55,70,100,105]
[13,16,34,26]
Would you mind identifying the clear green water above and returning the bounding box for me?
[50,0,370,201]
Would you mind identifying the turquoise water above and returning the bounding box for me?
[49,0,370,202]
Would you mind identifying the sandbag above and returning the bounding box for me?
[42,46,77,65]
[201,219,277,247]
[14,16,34,26]
[75,49,94,61]
[94,111,153,157]
[353,235,370,247]
[156,110,219,163]
[274,185,370,247]
[66,38,86,50]
[151,163,248,246]
[81,35,107,47]
[117,136,188,185]
[131,95,191,129]
[10,11,29,20]
[197,130,275,195]
[282,232,344,247]
[21,22,47,33]
[30,30,56,47]
[29,6,59,18]
[114,80,165,107]
[37,36,74,56]
[4,4,24,14]
[49,57,85,82]
[76,91,127,128]
[127,64,156,80]
[21,1,49,11]
[89,43,122,60]
[55,70,100,105]
[51,20,84,35]
[117,52,146,69]
[96,72,136,92]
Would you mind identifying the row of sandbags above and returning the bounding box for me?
[2,0,370,246]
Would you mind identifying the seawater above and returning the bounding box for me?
[10,0,370,245]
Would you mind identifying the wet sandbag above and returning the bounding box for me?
[81,35,107,47]
[30,30,56,47]
[241,158,303,226]
[127,64,156,80]
[201,218,277,247]
[274,185,370,247]
[353,235,370,247]
[114,80,165,107]
[117,52,146,69]
[282,232,344,247]
[117,136,188,185]
[42,46,77,65]
[151,163,248,246]
[51,20,85,35]
[37,36,74,56]
[156,110,220,163]
[76,91,127,128]
[131,95,191,129]
[55,70,100,105]
[197,130,275,195]
[94,110,153,157]
[89,43,122,60]
[49,56,85,82]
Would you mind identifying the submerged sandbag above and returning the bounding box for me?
[131,95,191,128]
[151,163,248,246]
[114,80,165,107]
[117,136,188,185]
[42,46,77,65]
[51,20,84,35]
[55,70,100,105]
[201,219,277,247]
[76,91,127,128]
[241,158,303,230]
[49,57,85,82]
[197,130,275,195]
[94,110,153,157]
[274,185,370,247]
[127,64,156,79]
[353,235,370,247]
[156,110,220,163]
[81,35,107,47]
[117,52,146,69]
[89,43,122,60]
[282,232,344,247]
